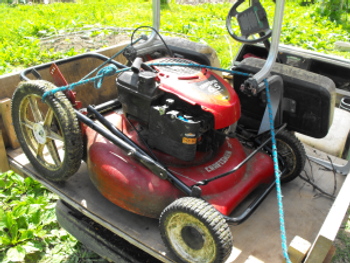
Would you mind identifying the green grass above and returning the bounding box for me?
[0,0,349,74]
[332,210,350,263]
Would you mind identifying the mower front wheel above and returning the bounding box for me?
[159,197,233,263]
[11,80,83,182]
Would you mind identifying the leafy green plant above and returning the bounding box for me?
[0,171,55,262]
[316,0,348,22]
[0,171,105,263]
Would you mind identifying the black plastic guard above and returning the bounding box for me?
[234,57,336,138]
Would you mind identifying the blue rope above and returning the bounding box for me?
[147,62,251,77]
[94,64,119,89]
[41,62,250,101]
[41,36,144,101]
[264,79,291,263]
[41,65,130,101]
[80,37,143,81]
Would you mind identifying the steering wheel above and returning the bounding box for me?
[226,0,272,44]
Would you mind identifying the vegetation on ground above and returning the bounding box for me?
[0,171,107,263]
[332,209,350,263]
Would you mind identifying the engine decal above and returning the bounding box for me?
[182,137,197,145]
[199,79,225,96]
[205,150,232,172]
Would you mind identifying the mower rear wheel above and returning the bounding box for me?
[159,197,233,263]
[267,130,306,183]
[11,80,83,182]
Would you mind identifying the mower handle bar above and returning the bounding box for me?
[247,0,286,90]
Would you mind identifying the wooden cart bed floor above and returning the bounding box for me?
[6,145,349,263]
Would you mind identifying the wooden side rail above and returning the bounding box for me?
[0,130,10,172]
[0,98,20,149]
[304,171,350,263]
[0,97,20,173]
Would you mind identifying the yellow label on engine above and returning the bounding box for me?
[182,137,197,145]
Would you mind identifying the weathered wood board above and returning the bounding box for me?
[0,45,127,147]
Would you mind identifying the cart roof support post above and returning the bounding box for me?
[134,0,161,51]
[252,0,285,85]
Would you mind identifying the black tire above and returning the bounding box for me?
[265,130,306,183]
[159,197,233,263]
[11,80,83,182]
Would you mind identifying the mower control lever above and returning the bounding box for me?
[240,77,260,96]
[131,57,156,74]
[131,57,143,73]
[241,76,270,96]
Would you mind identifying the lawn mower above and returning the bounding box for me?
[11,0,335,262]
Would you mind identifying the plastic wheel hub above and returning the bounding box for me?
[181,226,204,250]
[33,122,47,144]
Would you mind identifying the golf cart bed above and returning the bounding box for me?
[5,144,349,263]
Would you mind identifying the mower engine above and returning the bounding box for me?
[116,58,241,161]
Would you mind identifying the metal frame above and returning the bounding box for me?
[253,0,285,85]
[308,155,350,176]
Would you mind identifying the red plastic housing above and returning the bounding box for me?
[86,113,275,219]
[152,59,241,129]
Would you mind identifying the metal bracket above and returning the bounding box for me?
[258,75,284,135]
[282,98,296,114]
[307,155,350,176]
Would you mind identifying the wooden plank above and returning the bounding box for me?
[0,72,20,103]
[0,130,10,172]
[288,236,311,263]
[304,169,350,263]
[323,246,336,263]
[0,98,20,149]
[0,44,126,104]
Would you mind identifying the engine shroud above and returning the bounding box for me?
[116,58,241,161]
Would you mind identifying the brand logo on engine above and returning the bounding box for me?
[199,80,224,95]
[205,151,232,172]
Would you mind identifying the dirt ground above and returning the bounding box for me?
[40,29,132,53]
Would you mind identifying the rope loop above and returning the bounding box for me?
[94,64,118,89]
[41,66,130,101]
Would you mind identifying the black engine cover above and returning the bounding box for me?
[116,58,237,161]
